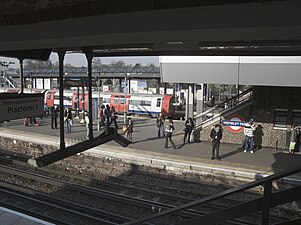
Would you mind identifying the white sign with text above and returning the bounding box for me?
[0,95,44,121]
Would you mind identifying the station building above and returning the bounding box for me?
[160,56,301,150]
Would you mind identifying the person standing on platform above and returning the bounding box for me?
[108,106,118,129]
[156,113,165,138]
[210,124,223,160]
[183,117,194,144]
[98,105,105,129]
[165,119,176,149]
[104,104,111,128]
[124,117,134,142]
[65,108,73,133]
[243,119,256,153]
[51,106,58,129]
[289,124,301,154]
[85,112,90,140]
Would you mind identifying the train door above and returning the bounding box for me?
[110,94,128,113]
[46,91,55,108]
[110,95,120,112]
[162,95,174,117]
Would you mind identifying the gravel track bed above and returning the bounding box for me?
[1,147,300,224]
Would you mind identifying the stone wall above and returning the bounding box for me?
[201,86,301,150]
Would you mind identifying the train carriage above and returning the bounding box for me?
[128,95,162,116]
[0,88,176,118]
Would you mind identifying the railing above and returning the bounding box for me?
[194,88,253,130]
[122,164,301,225]
[4,75,18,88]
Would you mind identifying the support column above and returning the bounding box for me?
[261,181,272,225]
[128,78,131,93]
[57,49,66,150]
[85,49,94,140]
[156,79,160,94]
[75,87,80,119]
[80,84,85,123]
[18,58,24,93]
[196,84,204,115]
[164,83,167,94]
[185,84,194,120]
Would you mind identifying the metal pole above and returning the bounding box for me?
[57,49,66,150]
[76,87,80,118]
[19,58,24,93]
[85,49,94,140]
[261,181,272,225]
[97,77,100,131]
[124,73,128,125]
[80,84,85,123]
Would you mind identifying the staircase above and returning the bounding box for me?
[194,88,254,132]
[0,73,18,88]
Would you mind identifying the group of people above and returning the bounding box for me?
[98,104,118,129]
[156,113,195,150]
[209,118,262,161]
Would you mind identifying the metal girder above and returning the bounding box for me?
[28,127,131,167]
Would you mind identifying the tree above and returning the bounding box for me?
[24,59,53,69]
[93,58,102,68]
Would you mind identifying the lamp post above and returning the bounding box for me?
[96,76,101,131]
[124,73,129,125]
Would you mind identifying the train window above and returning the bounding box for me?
[274,109,288,128]
[120,96,125,104]
[103,98,110,103]
[141,100,151,106]
[131,100,141,105]
[292,111,301,126]
[114,96,119,104]
[156,98,161,107]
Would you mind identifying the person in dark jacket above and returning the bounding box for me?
[65,108,73,133]
[183,117,194,144]
[210,124,223,160]
[51,106,58,129]
[156,113,165,138]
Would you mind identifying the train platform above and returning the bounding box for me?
[0,207,54,225]
[0,116,301,183]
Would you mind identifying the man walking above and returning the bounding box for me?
[243,119,256,153]
[210,124,223,160]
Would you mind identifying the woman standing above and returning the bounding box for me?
[165,119,176,149]
[65,108,73,133]
[108,106,118,129]
[124,118,134,142]
[183,117,194,144]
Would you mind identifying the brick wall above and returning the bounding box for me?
[201,86,301,150]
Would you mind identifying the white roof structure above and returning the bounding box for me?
[160,56,301,87]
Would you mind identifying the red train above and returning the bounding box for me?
[3,88,175,117]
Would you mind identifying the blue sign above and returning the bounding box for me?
[222,120,247,127]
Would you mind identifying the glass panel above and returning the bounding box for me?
[292,111,301,126]
[114,96,119,104]
[120,96,125,104]
[274,110,288,128]
[156,98,161,107]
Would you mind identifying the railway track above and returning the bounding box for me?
[0,152,299,224]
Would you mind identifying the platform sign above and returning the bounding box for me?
[222,114,246,133]
[0,94,44,121]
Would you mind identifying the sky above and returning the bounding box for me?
[0,53,159,69]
